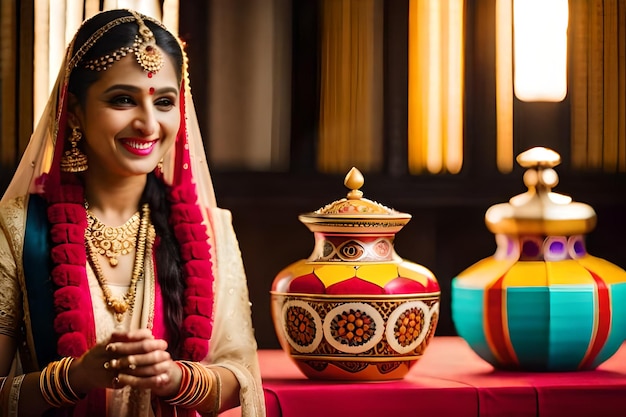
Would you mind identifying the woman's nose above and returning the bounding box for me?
[133,107,158,136]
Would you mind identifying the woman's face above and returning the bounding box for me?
[73,48,181,179]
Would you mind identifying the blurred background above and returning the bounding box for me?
[1,0,625,349]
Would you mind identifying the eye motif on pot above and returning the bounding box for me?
[320,238,394,262]
[338,241,365,261]
[322,241,334,258]
[373,239,391,258]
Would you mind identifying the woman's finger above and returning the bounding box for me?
[106,337,168,356]
[107,350,171,372]
[117,371,171,389]
[107,329,154,345]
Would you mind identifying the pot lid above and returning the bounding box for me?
[299,167,412,233]
[485,147,596,236]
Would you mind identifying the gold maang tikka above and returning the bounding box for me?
[83,10,164,75]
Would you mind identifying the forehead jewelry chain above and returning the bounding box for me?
[85,203,154,322]
[85,206,140,267]
[83,10,164,75]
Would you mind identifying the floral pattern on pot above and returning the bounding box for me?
[386,301,439,354]
[282,300,323,353]
[323,303,384,353]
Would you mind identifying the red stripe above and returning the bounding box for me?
[485,275,516,366]
[579,270,611,369]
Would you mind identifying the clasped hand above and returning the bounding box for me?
[70,329,182,398]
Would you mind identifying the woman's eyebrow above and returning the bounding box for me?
[103,84,141,93]
[103,84,179,95]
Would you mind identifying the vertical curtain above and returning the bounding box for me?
[408,0,464,174]
[0,1,33,192]
[495,0,514,173]
[206,0,292,171]
[570,0,626,172]
[318,0,383,174]
[0,0,19,170]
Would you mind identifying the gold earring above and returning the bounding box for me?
[60,127,88,172]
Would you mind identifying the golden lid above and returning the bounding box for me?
[299,167,412,233]
[485,147,596,236]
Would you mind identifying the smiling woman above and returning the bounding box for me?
[72,54,181,179]
[0,8,265,417]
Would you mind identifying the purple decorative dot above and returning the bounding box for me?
[507,237,515,256]
[549,240,565,255]
[522,240,540,258]
[573,239,586,256]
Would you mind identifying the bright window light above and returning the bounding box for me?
[513,0,568,102]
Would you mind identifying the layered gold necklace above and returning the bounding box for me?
[85,203,153,322]
[86,208,141,267]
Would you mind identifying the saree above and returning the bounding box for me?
[0,9,266,417]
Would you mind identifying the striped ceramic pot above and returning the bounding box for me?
[452,148,626,371]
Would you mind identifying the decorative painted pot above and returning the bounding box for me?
[271,168,440,380]
[452,147,626,371]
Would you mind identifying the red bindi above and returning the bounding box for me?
[149,87,155,95]
[147,72,153,78]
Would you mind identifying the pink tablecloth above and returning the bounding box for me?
[239,337,626,417]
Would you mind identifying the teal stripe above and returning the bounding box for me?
[506,286,551,370]
[451,282,499,365]
[547,285,594,370]
[508,285,594,370]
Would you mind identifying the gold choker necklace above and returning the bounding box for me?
[85,207,140,267]
[85,203,154,322]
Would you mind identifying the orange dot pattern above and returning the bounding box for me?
[393,307,424,347]
[330,309,376,347]
[286,306,317,347]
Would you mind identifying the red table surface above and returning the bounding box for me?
[229,337,626,417]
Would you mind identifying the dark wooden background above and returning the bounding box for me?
[1,0,625,350]
[204,0,626,349]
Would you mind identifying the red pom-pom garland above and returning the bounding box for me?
[44,174,215,361]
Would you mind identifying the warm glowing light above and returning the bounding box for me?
[408,0,464,174]
[513,0,568,102]
[495,0,514,172]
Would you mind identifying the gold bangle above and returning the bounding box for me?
[39,358,82,408]
[165,361,212,408]
[164,361,190,404]
[195,366,221,415]
[40,364,59,407]
[210,367,222,417]
[60,357,84,401]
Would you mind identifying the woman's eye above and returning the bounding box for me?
[110,96,135,106]
[155,97,175,109]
